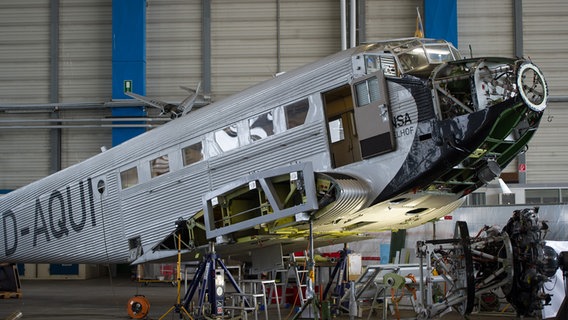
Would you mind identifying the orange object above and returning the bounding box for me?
[127,295,150,319]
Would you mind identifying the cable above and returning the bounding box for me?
[98,191,120,304]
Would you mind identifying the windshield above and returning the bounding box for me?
[397,47,430,72]
[363,38,461,76]
[396,42,460,73]
[425,44,461,63]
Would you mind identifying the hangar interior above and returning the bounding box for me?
[1,0,568,319]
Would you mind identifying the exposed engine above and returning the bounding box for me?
[415,207,559,319]
[501,207,558,316]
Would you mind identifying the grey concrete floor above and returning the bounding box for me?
[0,277,535,320]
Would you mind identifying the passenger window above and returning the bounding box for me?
[214,125,239,152]
[150,155,170,178]
[182,142,203,166]
[120,167,139,189]
[249,111,274,141]
[285,99,309,129]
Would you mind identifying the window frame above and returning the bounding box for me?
[119,166,139,190]
[182,141,204,167]
[149,154,171,178]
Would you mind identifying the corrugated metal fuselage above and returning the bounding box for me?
[0,40,546,264]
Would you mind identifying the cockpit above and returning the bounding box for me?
[363,38,461,77]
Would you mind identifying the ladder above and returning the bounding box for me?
[289,252,311,307]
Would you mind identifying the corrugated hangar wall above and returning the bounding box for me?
[0,1,52,188]
[522,0,568,183]
[59,1,112,169]
[457,1,520,177]
[0,0,567,191]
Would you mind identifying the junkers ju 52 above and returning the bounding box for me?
[1,38,548,266]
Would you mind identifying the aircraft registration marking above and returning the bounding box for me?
[2,178,96,257]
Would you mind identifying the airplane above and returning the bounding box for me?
[124,82,203,118]
[0,37,548,269]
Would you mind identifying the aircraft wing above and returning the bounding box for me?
[124,91,168,112]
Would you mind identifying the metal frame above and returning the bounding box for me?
[203,162,318,240]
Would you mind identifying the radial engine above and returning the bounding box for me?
[414,207,559,318]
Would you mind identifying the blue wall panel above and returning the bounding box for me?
[112,0,146,146]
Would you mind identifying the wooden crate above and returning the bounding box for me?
[0,291,22,299]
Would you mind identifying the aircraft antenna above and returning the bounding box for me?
[469,44,473,58]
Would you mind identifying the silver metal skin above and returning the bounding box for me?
[0,38,548,264]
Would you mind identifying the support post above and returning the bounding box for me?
[158,227,192,320]
[292,218,320,320]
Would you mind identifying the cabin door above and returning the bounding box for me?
[351,72,395,158]
[323,85,361,168]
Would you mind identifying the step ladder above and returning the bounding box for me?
[289,252,311,307]
[271,267,292,306]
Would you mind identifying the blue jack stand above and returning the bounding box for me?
[182,242,245,318]
[322,244,350,315]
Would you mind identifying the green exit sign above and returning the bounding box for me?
[124,80,132,92]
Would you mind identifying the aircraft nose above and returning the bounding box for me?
[517,62,548,112]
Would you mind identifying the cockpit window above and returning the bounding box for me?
[424,44,460,63]
[363,38,460,76]
[365,55,397,76]
[397,47,429,72]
